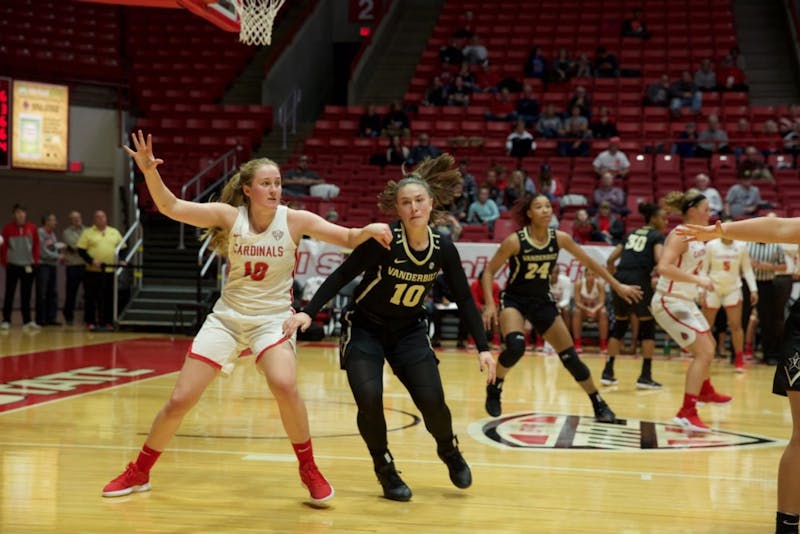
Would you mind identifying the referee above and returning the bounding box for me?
[748,240,786,364]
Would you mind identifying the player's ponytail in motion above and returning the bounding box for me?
[662,188,703,216]
[378,153,462,214]
[202,157,280,254]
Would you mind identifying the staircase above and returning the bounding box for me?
[117,219,219,330]
[733,0,800,104]
[358,0,445,104]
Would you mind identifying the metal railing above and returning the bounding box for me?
[197,234,223,305]
[276,88,302,150]
[178,147,243,250]
[112,202,143,325]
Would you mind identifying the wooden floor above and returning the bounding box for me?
[0,327,787,533]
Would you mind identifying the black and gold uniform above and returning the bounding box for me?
[301,221,489,500]
[613,225,664,318]
[501,226,561,335]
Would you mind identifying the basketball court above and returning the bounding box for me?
[0,328,783,532]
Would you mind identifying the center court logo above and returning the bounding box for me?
[468,412,780,451]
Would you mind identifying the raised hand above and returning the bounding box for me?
[123,130,164,173]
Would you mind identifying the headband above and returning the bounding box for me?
[681,193,706,213]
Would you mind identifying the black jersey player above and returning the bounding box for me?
[603,202,667,388]
[480,194,642,422]
[283,155,495,502]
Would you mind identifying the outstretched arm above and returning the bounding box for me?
[441,240,496,383]
[680,217,800,244]
[288,209,392,250]
[124,131,236,230]
[556,231,642,303]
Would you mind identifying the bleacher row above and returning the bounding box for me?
[0,0,123,83]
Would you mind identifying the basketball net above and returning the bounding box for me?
[235,0,286,46]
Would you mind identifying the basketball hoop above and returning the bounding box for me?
[234,0,286,46]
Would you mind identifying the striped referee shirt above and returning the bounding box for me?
[747,242,786,281]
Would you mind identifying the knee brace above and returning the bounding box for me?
[612,317,630,340]
[639,319,656,340]
[558,347,591,382]
[498,332,526,368]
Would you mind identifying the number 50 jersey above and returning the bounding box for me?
[504,226,560,299]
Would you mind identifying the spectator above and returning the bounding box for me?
[696,114,729,156]
[36,213,61,327]
[593,172,626,214]
[0,204,40,331]
[283,155,325,197]
[725,175,762,218]
[452,10,475,40]
[455,62,476,92]
[574,52,592,78]
[458,159,478,203]
[551,47,575,82]
[462,35,488,66]
[358,105,382,137]
[590,106,619,139]
[505,119,536,157]
[669,70,702,118]
[483,168,505,205]
[672,121,699,158]
[567,86,592,118]
[447,75,472,107]
[77,209,125,331]
[717,55,748,91]
[406,132,442,166]
[424,76,449,106]
[590,201,625,244]
[572,268,609,353]
[729,117,753,156]
[485,87,517,121]
[572,208,594,244]
[515,83,540,125]
[446,181,470,222]
[62,210,87,326]
[385,135,410,166]
[381,101,410,138]
[525,46,547,78]
[622,8,651,39]
[474,62,500,92]
[592,136,630,177]
[738,145,774,183]
[432,212,463,242]
[536,103,564,138]
[757,119,783,156]
[693,59,717,91]
[644,74,671,106]
[694,173,724,218]
[503,170,526,209]
[467,186,500,227]
[558,114,592,157]
[439,38,464,65]
[537,164,563,201]
[549,265,573,327]
[594,46,619,78]
[725,45,746,70]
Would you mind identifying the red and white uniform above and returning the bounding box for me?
[651,227,709,348]
[191,205,297,374]
[702,238,757,309]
